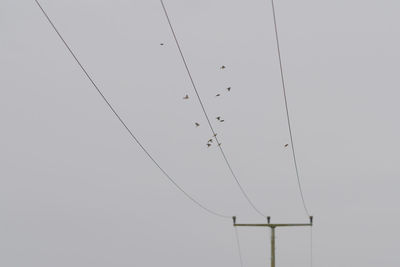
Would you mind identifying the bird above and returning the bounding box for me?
[207,143,212,147]
[160,43,164,46]
[208,139,213,143]
[284,144,289,147]
[220,119,225,122]
[183,94,189,100]
[220,65,226,69]
[216,116,221,120]
[213,133,217,137]
[215,94,221,97]
[195,122,200,127]
[218,143,222,146]
[227,87,231,91]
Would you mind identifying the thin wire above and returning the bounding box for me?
[269,0,310,216]
[33,0,230,219]
[159,0,267,219]
[234,227,244,267]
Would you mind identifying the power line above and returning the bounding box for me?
[234,227,244,267]
[159,0,267,219]
[269,0,310,216]
[33,0,230,219]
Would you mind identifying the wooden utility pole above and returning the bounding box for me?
[233,216,313,267]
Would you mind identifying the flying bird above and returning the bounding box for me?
[215,94,221,97]
[216,116,221,121]
[220,65,226,69]
[195,122,200,127]
[183,94,189,100]
[207,143,212,147]
[208,139,213,143]
[284,144,289,147]
[220,119,225,122]
[160,43,164,46]
[227,87,231,91]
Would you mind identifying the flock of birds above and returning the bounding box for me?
[161,43,289,149]
[182,65,230,148]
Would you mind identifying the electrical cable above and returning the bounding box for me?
[234,227,244,267]
[33,0,230,219]
[269,0,310,216]
[159,0,267,219]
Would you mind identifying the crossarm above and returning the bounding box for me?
[232,216,313,228]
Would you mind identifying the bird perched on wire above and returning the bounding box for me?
[183,94,189,100]
[227,87,231,92]
[195,122,200,127]
[220,65,226,69]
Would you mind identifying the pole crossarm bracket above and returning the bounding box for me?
[234,223,312,227]
[232,216,313,228]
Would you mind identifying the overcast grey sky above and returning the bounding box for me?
[1,0,400,266]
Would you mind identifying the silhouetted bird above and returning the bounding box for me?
[220,65,226,69]
[227,87,231,91]
[208,139,213,143]
[195,122,200,127]
[160,43,164,46]
[183,94,189,100]
[207,143,212,147]
[216,116,221,121]
[284,144,289,147]
[220,119,225,122]
[215,94,221,97]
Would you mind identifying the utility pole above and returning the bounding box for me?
[233,216,313,267]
